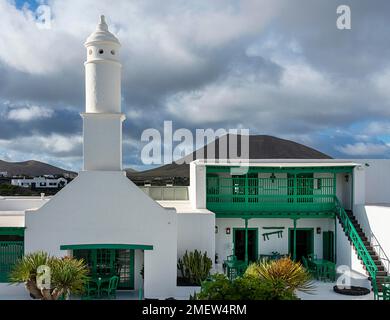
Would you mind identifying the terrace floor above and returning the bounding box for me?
[1,282,374,300]
[297,281,374,300]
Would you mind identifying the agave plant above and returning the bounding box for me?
[245,257,315,294]
[50,256,90,299]
[177,250,212,285]
[9,251,89,300]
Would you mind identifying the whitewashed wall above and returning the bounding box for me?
[25,171,178,299]
[352,159,390,204]
[354,204,390,268]
[0,198,48,211]
[177,213,215,263]
[134,250,144,291]
[189,163,206,209]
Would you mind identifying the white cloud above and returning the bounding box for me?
[336,142,390,156]
[0,0,279,75]
[7,105,53,122]
[364,121,390,136]
[0,133,82,154]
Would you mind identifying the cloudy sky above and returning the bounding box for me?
[1,0,390,171]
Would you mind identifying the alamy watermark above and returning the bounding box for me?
[337,5,351,30]
[35,5,52,29]
[140,121,250,174]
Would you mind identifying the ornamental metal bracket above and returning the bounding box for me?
[262,230,283,241]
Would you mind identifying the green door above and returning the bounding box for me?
[289,229,314,262]
[233,228,258,262]
[73,249,134,290]
[323,231,335,262]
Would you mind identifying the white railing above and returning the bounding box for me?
[139,186,189,201]
[371,232,390,275]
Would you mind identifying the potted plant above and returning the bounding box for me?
[9,251,89,300]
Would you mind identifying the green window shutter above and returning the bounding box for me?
[0,241,24,282]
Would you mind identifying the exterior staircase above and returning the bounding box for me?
[334,197,378,296]
[344,210,388,292]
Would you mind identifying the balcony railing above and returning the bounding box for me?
[206,176,335,213]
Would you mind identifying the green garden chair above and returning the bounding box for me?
[302,256,317,278]
[307,253,317,261]
[323,262,337,282]
[82,280,98,300]
[100,275,119,299]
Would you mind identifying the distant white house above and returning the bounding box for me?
[0,171,7,177]
[11,177,67,189]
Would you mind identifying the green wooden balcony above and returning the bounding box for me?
[206,176,336,215]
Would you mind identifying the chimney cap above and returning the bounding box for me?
[85,15,120,47]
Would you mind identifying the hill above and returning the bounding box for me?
[0,160,76,177]
[127,134,332,182]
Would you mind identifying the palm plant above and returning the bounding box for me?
[245,257,315,295]
[50,256,90,299]
[9,251,89,300]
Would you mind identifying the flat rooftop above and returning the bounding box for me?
[157,200,214,214]
[192,159,361,167]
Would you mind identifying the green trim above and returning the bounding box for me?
[216,212,335,219]
[0,227,25,236]
[334,217,337,264]
[207,170,340,214]
[60,244,153,251]
[244,218,249,264]
[233,227,259,262]
[288,227,314,260]
[293,220,297,260]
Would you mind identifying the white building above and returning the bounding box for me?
[11,177,67,189]
[0,172,7,177]
[0,16,389,300]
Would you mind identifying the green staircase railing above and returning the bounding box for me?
[334,197,377,292]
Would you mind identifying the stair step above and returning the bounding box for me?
[362,260,384,267]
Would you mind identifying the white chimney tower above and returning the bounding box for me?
[82,15,125,171]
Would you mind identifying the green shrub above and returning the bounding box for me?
[245,257,314,294]
[196,273,297,300]
[177,250,212,285]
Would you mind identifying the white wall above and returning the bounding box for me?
[0,198,48,211]
[336,172,352,210]
[177,213,215,265]
[25,171,178,299]
[354,204,390,270]
[353,160,390,204]
[353,166,366,205]
[189,163,206,209]
[134,250,144,291]
[82,113,125,171]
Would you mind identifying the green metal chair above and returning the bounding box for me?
[82,280,98,300]
[100,275,119,299]
[227,255,237,262]
[323,262,337,282]
[307,253,317,261]
[302,256,317,278]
